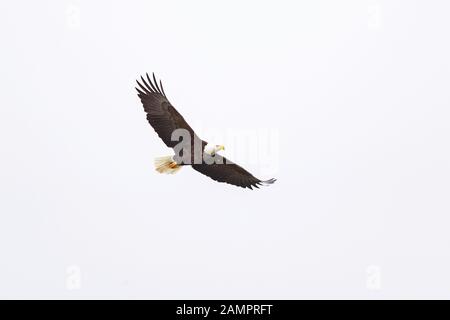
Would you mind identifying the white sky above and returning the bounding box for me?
[1,0,450,299]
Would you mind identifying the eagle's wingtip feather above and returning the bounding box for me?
[136,73,168,98]
[260,178,276,186]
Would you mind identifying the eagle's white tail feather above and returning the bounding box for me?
[154,156,181,174]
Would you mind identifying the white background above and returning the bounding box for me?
[1,0,450,299]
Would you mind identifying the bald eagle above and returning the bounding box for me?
[135,73,276,189]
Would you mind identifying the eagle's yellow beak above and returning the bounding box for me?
[218,145,225,151]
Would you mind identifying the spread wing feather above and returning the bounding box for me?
[192,154,276,189]
[136,73,201,148]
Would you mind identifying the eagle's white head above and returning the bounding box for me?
[204,143,225,156]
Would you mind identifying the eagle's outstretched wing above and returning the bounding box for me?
[192,154,276,189]
[136,73,201,148]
